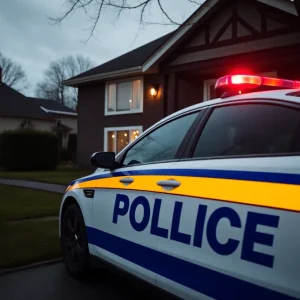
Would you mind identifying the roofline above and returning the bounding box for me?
[62,0,297,87]
[62,0,221,86]
[258,0,298,16]
[40,106,78,116]
[143,0,298,71]
[142,0,220,72]
[63,66,142,86]
[0,114,53,121]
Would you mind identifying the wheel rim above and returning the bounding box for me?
[62,212,84,266]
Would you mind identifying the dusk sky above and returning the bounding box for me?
[1,0,201,96]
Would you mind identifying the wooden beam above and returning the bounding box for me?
[166,43,300,74]
[211,16,234,44]
[237,16,259,35]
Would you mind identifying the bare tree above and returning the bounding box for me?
[36,55,94,108]
[50,0,202,40]
[0,51,29,91]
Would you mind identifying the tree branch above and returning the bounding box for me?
[36,54,93,108]
[187,0,201,4]
[85,0,105,41]
[50,0,82,24]
[50,0,202,41]
[157,0,180,25]
[0,51,28,91]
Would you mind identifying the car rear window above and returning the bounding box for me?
[193,103,300,158]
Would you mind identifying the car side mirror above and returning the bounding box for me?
[90,152,118,169]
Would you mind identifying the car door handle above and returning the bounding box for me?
[119,177,134,185]
[156,179,181,190]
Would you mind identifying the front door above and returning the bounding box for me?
[91,110,200,286]
[91,162,172,285]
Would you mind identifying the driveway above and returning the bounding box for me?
[0,178,65,193]
[0,263,177,300]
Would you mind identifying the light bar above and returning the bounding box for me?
[215,74,300,95]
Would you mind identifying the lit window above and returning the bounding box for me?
[105,126,143,153]
[106,78,143,115]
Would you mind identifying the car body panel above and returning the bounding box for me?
[60,90,300,299]
[154,157,300,299]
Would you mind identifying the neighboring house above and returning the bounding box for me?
[0,75,77,149]
[63,0,300,167]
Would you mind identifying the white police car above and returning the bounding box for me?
[59,74,300,300]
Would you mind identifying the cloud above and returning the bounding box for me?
[0,0,199,97]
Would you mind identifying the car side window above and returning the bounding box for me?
[193,103,300,158]
[123,112,198,166]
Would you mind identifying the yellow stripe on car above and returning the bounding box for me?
[67,175,300,212]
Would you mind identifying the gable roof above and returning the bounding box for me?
[27,97,76,115]
[70,32,174,81]
[0,83,77,119]
[63,0,298,87]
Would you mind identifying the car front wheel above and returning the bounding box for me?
[61,204,90,278]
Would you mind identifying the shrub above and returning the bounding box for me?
[67,133,77,163]
[60,148,70,161]
[0,129,60,171]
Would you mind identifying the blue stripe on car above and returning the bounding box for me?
[70,169,300,187]
[86,226,297,300]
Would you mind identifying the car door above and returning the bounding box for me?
[154,101,300,300]
[90,111,201,286]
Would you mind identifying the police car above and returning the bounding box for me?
[59,74,300,300]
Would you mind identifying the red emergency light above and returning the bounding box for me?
[215,75,300,98]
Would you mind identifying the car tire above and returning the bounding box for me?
[61,204,90,278]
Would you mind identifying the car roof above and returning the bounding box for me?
[160,88,300,124]
[116,88,300,158]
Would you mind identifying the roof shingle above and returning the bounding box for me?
[70,31,174,80]
[0,83,76,119]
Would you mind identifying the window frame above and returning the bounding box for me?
[181,98,300,162]
[104,126,143,153]
[114,110,205,168]
[203,79,218,102]
[104,77,144,116]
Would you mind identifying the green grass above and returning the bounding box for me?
[0,168,90,185]
[0,186,62,222]
[0,219,61,269]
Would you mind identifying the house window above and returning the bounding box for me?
[104,126,143,153]
[105,78,143,115]
[203,79,217,101]
[203,72,277,101]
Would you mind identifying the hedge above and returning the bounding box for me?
[67,133,77,163]
[0,129,60,171]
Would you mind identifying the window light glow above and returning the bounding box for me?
[150,87,158,97]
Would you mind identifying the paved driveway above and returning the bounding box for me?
[0,263,177,300]
[0,178,65,193]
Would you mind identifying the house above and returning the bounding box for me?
[63,0,300,167]
[0,73,77,149]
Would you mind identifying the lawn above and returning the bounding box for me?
[0,166,90,185]
[0,186,62,222]
[0,186,63,269]
[0,219,60,269]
